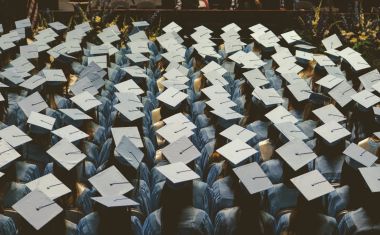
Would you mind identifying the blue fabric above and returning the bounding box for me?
[261,159,283,184]
[2,182,30,208]
[211,176,235,220]
[266,183,299,217]
[0,215,17,235]
[309,155,344,184]
[338,208,380,235]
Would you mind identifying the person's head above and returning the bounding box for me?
[282,163,308,188]
[23,210,66,235]
[314,135,345,157]
[160,180,193,234]
[95,203,133,235]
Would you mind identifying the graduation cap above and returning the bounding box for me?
[12,190,63,230]
[0,139,21,169]
[276,139,317,171]
[92,195,139,208]
[48,22,67,32]
[19,75,46,91]
[42,69,67,83]
[343,143,377,168]
[46,139,86,171]
[26,173,71,200]
[287,80,312,102]
[132,21,150,29]
[10,57,34,73]
[328,81,357,108]
[201,61,227,75]
[163,22,182,33]
[126,53,150,63]
[359,69,380,92]
[51,125,88,143]
[114,103,144,122]
[87,56,107,69]
[27,111,56,131]
[216,139,257,165]
[161,136,200,164]
[20,44,39,59]
[281,73,301,85]
[156,162,199,184]
[281,30,302,44]
[157,87,188,109]
[115,136,144,169]
[70,91,102,112]
[114,79,144,95]
[206,98,237,110]
[291,170,335,201]
[359,167,380,193]
[70,77,98,96]
[15,18,31,29]
[201,85,230,100]
[59,108,92,126]
[156,123,194,143]
[233,162,273,194]
[121,66,148,79]
[111,127,143,148]
[351,90,380,109]
[243,69,269,87]
[274,122,308,142]
[115,92,143,108]
[1,68,27,86]
[253,87,283,107]
[219,124,256,143]
[265,105,298,124]
[89,166,134,196]
[312,104,346,124]
[316,74,344,90]
[322,34,342,51]
[166,62,189,76]
[0,125,32,148]
[97,29,119,44]
[163,113,196,130]
[314,121,350,145]
[211,108,244,121]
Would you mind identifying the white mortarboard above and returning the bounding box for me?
[314,121,350,144]
[249,24,268,33]
[114,103,144,121]
[87,56,107,69]
[294,44,316,51]
[27,112,56,130]
[322,34,343,50]
[0,68,26,85]
[312,104,346,123]
[222,23,241,32]
[0,172,4,178]
[19,75,46,90]
[0,37,16,51]
[255,87,284,106]
[220,124,257,143]
[15,18,31,29]
[111,127,143,148]
[325,66,346,79]
[47,139,86,170]
[43,69,67,83]
[156,162,199,184]
[372,82,380,94]
[12,190,63,230]
[26,173,71,200]
[47,43,68,59]
[224,41,244,54]
[201,85,230,100]
[274,122,308,141]
[97,29,119,44]
[346,55,370,72]
[126,53,150,63]
[162,136,200,164]
[265,105,298,124]
[359,69,380,92]
[59,108,92,121]
[161,50,186,63]
[90,44,110,56]
[291,170,334,201]
[328,81,357,107]
[359,167,380,193]
[201,61,227,75]
[157,87,188,108]
[295,50,313,62]
[166,62,189,76]
[217,139,258,165]
[89,166,134,196]
[281,30,302,44]
[10,57,34,72]
[132,21,150,28]
[115,92,143,108]
[48,22,67,31]
[211,108,244,120]
[344,143,377,168]
[127,41,150,54]
[129,31,149,42]
[313,55,336,67]
[114,79,144,95]
[70,77,98,96]
[92,195,139,208]
[351,90,380,109]
[0,139,21,168]
[115,136,144,169]
[281,73,301,85]
[163,113,196,130]
[163,68,189,81]
[121,66,148,79]
[206,98,237,110]
[276,139,317,170]
[161,79,189,90]
[272,50,296,65]
[156,123,194,143]
[287,80,312,102]
[70,91,101,111]
[316,74,344,89]
[0,125,32,148]
[19,45,39,59]
[243,69,269,87]
[163,22,182,33]
[74,22,91,33]
[233,162,273,194]
[52,125,88,143]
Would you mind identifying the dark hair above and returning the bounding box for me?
[96,205,133,235]
[52,163,79,209]
[287,195,323,235]
[160,181,193,234]
[313,135,345,157]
